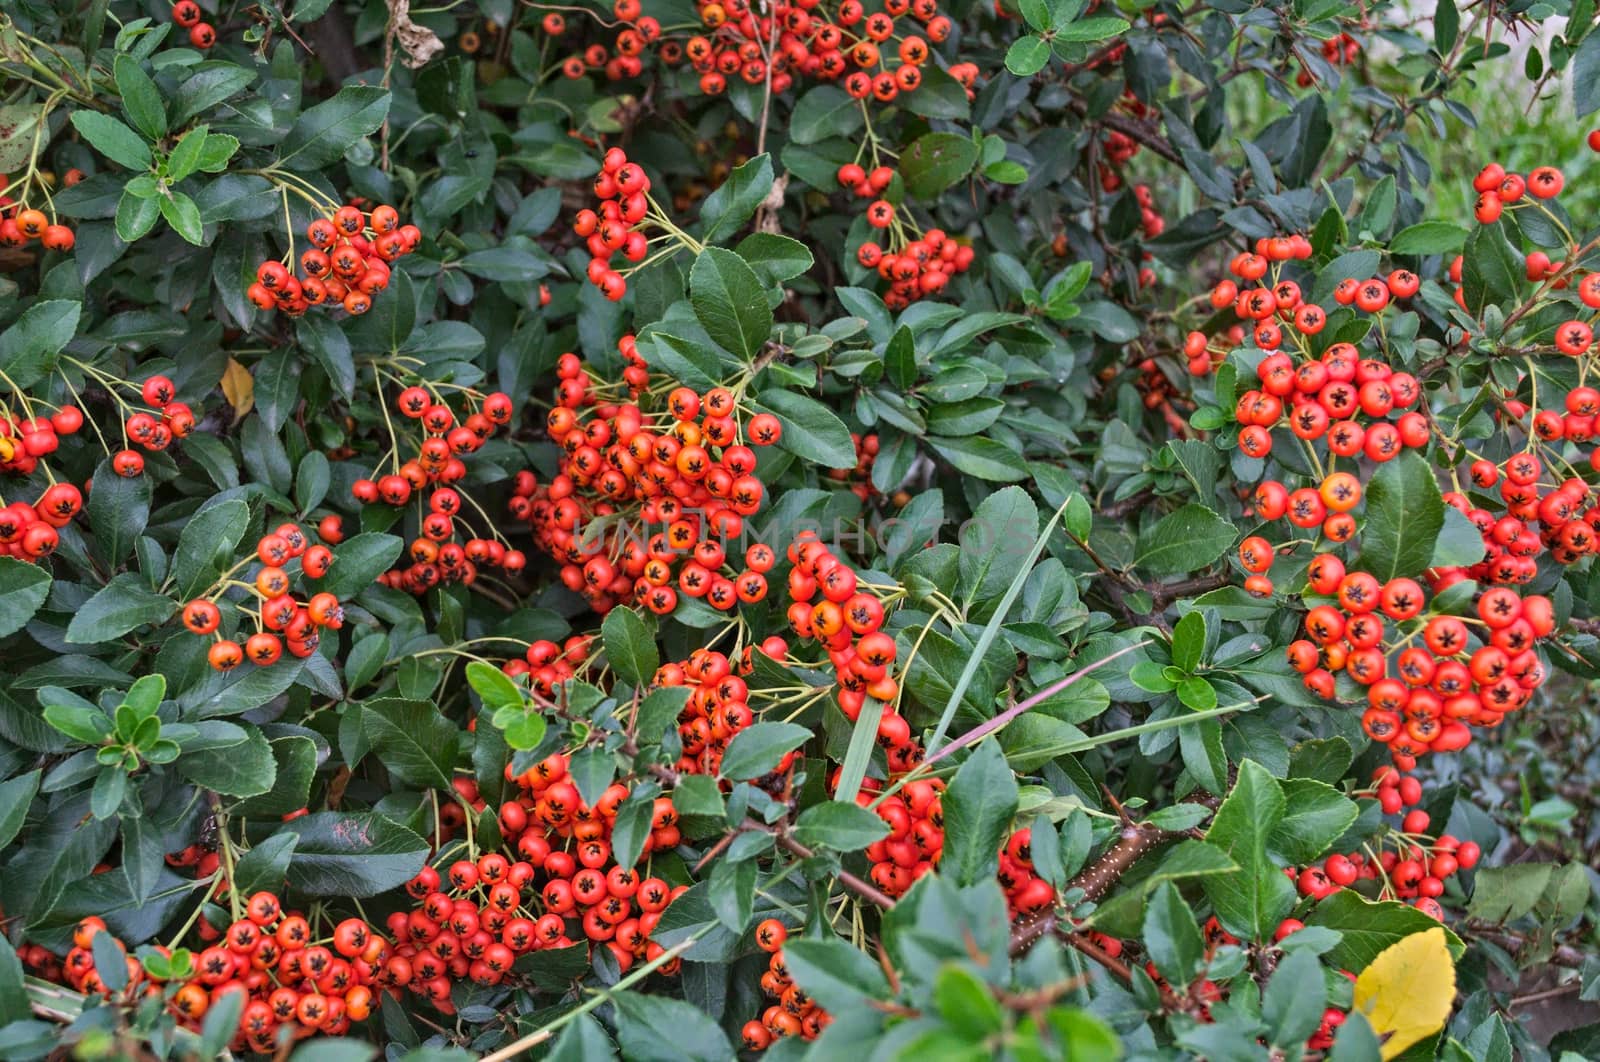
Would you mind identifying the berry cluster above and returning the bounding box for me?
[573,148,659,301]
[373,483,530,597]
[1189,234,1424,377]
[180,519,347,671]
[169,0,217,49]
[1282,768,1480,922]
[385,763,687,1000]
[248,205,420,317]
[825,430,881,501]
[351,383,517,560]
[657,643,790,777]
[116,373,201,478]
[860,777,943,898]
[1285,549,1553,760]
[0,175,74,251]
[35,904,384,1053]
[551,4,661,82]
[855,222,975,308]
[1240,345,1427,478]
[783,535,902,727]
[509,343,781,615]
[500,635,595,698]
[0,402,84,478]
[740,920,830,1048]
[0,479,82,561]
[681,0,965,103]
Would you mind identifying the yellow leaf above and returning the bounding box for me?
[220,357,254,421]
[1352,926,1456,1060]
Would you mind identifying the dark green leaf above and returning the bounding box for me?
[69,111,151,170]
[362,698,458,790]
[792,800,891,851]
[0,558,51,638]
[602,606,658,687]
[690,246,772,361]
[278,87,391,169]
[719,722,811,780]
[278,812,429,897]
[941,740,1019,886]
[1356,450,1444,582]
[1134,505,1235,575]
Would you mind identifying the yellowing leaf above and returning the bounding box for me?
[221,357,254,421]
[1352,926,1456,1060]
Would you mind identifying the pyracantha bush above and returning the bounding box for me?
[0,1,1597,1061]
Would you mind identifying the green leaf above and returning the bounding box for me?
[1265,947,1328,1047]
[278,86,391,169]
[173,500,250,599]
[691,246,772,361]
[900,132,980,199]
[0,300,80,389]
[700,153,774,242]
[1134,505,1235,575]
[233,736,317,818]
[927,434,1029,481]
[788,85,864,145]
[277,812,428,897]
[1356,450,1443,583]
[602,606,658,687]
[178,726,277,797]
[166,125,211,184]
[87,457,151,565]
[0,557,51,638]
[1305,890,1464,971]
[935,964,1004,1039]
[707,857,756,933]
[0,935,27,1025]
[361,698,458,790]
[0,103,43,174]
[1144,881,1205,986]
[719,721,811,780]
[792,800,890,851]
[116,190,161,242]
[318,533,404,599]
[1057,16,1129,40]
[1578,30,1600,118]
[1390,221,1468,256]
[1269,778,1359,865]
[1461,222,1523,314]
[941,740,1019,886]
[1005,35,1052,76]
[65,574,175,644]
[958,486,1039,608]
[1201,759,1296,940]
[0,770,41,851]
[885,325,916,390]
[750,387,857,469]
[69,111,151,171]
[1433,0,1459,51]
[611,990,733,1062]
[158,191,205,245]
[1171,611,1206,673]
[232,833,297,898]
[114,55,166,141]
[466,661,523,712]
[735,233,813,283]
[646,333,727,391]
[783,937,891,1012]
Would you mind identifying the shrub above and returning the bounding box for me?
[0,0,1596,1059]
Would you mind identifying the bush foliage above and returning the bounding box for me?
[0,0,1598,1059]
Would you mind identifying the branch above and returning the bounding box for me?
[1008,819,1181,955]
